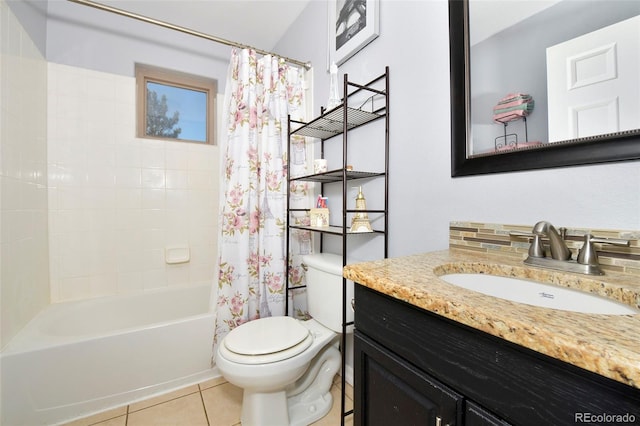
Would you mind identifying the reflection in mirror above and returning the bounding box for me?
[449,0,640,176]
[468,0,639,157]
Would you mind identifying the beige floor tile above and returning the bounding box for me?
[127,393,208,426]
[332,375,354,398]
[201,382,243,426]
[198,376,227,391]
[61,406,127,426]
[336,378,354,401]
[346,384,354,403]
[63,374,355,426]
[128,385,200,412]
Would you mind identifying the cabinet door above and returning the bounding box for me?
[465,401,511,426]
[354,331,462,426]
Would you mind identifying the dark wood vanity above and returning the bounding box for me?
[353,284,640,425]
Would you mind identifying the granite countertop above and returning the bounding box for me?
[343,249,640,389]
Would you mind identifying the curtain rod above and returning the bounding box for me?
[67,0,312,70]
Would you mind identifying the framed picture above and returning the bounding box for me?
[329,0,380,66]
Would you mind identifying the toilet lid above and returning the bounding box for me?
[224,316,310,356]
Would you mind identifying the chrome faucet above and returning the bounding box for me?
[531,221,571,261]
[510,221,631,276]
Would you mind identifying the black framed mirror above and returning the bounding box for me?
[449,0,640,177]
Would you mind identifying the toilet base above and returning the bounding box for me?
[239,345,341,426]
[240,389,333,426]
[242,390,289,426]
[288,390,333,426]
[288,344,341,426]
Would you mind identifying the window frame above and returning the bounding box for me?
[136,63,217,145]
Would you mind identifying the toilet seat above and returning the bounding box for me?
[221,316,313,365]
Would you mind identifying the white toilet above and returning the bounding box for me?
[215,253,353,426]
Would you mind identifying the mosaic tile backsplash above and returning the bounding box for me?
[450,222,640,276]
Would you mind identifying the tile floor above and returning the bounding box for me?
[63,375,353,426]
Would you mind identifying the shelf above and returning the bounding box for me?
[286,68,389,426]
[289,224,384,235]
[291,106,385,139]
[290,169,385,183]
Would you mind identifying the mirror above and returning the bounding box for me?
[449,0,640,176]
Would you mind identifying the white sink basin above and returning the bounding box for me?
[439,273,639,315]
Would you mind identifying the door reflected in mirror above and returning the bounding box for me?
[546,16,639,143]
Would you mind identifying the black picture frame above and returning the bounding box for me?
[329,0,380,66]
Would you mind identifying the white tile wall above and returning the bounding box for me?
[1,0,51,348]
[47,63,219,302]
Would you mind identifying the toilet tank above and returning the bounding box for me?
[302,253,354,333]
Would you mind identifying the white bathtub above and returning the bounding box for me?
[0,284,219,426]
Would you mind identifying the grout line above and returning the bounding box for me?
[127,388,202,414]
[198,384,211,426]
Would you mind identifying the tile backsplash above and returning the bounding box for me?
[450,221,640,276]
[47,63,220,302]
[1,0,51,348]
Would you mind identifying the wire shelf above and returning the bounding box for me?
[290,169,384,183]
[291,106,384,139]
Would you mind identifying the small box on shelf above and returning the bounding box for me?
[310,208,330,227]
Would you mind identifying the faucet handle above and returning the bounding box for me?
[577,234,631,266]
[510,231,545,258]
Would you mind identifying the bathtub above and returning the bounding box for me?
[0,284,219,426]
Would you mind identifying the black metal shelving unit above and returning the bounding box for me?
[285,67,389,426]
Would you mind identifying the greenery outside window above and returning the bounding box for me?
[136,64,217,144]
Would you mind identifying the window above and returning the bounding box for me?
[136,64,217,144]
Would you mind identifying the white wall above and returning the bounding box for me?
[45,0,232,79]
[275,0,640,259]
[47,63,219,302]
[1,0,50,348]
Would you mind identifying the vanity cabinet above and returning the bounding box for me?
[354,284,640,426]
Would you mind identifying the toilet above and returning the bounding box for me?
[215,253,353,426]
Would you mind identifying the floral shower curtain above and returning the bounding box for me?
[213,48,309,349]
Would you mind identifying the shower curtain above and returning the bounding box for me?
[213,48,310,348]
